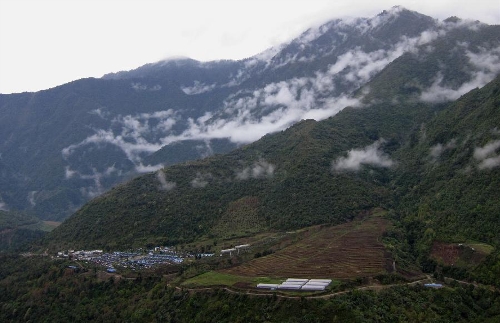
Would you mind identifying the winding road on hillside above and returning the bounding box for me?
[172,275,439,300]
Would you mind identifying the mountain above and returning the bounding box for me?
[3,6,493,223]
[0,8,499,237]
[45,62,500,254]
[2,7,500,322]
[41,7,500,286]
[394,74,500,244]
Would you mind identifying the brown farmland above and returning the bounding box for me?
[223,216,392,279]
[430,241,491,267]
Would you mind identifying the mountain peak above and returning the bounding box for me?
[380,5,407,14]
[374,5,433,24]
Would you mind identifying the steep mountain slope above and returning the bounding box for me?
[394,75,500,245]
[46,70,500,258]
[39,89,436,250]
[1,7,499,225]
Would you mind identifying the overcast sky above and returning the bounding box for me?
[0,0,499,94]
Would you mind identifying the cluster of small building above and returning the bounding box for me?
[58,249,104,259]
[57,246,187,270]
[257,278,332,291]
[219,244,251,256]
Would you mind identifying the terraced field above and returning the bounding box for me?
[223,216,391,279]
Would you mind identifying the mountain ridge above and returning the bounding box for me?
[1,7,499,227]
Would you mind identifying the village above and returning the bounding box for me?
[56,243,254,272]
[56,246,207,271]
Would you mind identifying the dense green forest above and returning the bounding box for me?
[0,210,47,251]
[1,254,499,322]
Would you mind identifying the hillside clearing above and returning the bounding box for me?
[222,216,392,279]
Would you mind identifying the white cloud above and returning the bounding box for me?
[64,165,122,199]
[64,166,77,179]
[89,108,109,119]
[78,169,104,198]
[366,5,406,31]
[131,82,161,91]
[478,156,500,170]
[195,140,215,158]
[420,72,495,103]
[332,139,394,171]
[216,29,443,140]
[58,20,499,198]
[421,46,500,103]
[440,17,486,32]
[64,165,122,198]
[190,172,212,188]
[473,140,500,160]
[61,26,439,177]
[135,163,164,173]
[0,201,8,211]
[28,191,37,206]
[236,159,275,180]
[429,138,457,160]
[62,110,176,172]
[156,170,177,191]
[429,144,444,159]
[473,139,500,170]
[181,81,217,95]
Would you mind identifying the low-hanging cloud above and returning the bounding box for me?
[156,170,177,191]
[477,156,500,170]
[62,110,176,172]
[62,23,446,176]
[474,139,500,170]
[236,159,275,180]
[421,46,500,103]
[28,191,37,206]
[60,21,456,201]
[89,108,110,119]
[135,163,164,173]
[207,29,444,143]
[429,139,457,160]
[332,139,394,172]
[131,82,161,91]
[190,172,212,188]
[181,81,217,95]
[0,201,8,211]
[65,165,120,198]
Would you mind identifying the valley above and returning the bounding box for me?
[1,5,500,321]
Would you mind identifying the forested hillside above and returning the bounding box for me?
[46,74,500,258]
[2,6,500,322]
[0,210,47,251]
[1,254,499,322]
[1,7,498,224]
